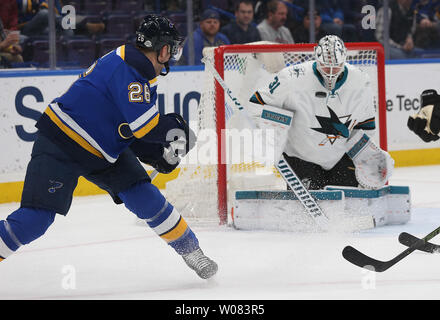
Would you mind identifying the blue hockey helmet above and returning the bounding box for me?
[136,14,185,62]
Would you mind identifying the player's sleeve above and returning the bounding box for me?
[249,68,291,109]
[108,64,160,139]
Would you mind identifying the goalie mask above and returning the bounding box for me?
[136,14,185,75]
[314,35,347,91]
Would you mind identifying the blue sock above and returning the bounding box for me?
[119,182,199,255]
[0,207,56,259]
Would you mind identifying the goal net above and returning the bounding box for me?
[165,42,387,225]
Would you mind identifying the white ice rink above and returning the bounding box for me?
[1,165,440,300]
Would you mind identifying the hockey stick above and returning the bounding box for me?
[275,156,329,227]
[150,169,159,180]
[342,225,440,272]
[202,56,329,229]
[398,232,440,253]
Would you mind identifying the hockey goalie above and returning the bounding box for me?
[232,35,411,232]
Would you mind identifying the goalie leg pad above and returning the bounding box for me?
[325,185,411,226]
[232,190,375,232]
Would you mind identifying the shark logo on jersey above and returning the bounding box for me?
[312,106,352,146]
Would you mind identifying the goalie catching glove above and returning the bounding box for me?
[346,130,394,189]
[129,113,196,174]
[407,89,440,142]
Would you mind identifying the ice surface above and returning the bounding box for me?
[1,165,440,300]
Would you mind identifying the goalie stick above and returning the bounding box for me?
[201,56,330,229]
[342,225,440,272]
[398,232,440,253]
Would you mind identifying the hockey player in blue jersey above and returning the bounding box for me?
[0,15,218,280]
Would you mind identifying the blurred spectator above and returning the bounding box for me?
[412,0,440,49]
[315,0,358,42]
[0,18,23,68]
[17,0,73,37]
[254,0,270,23]
[292,10,327,43]
[0,0,23,67]
[283,0,306,36]
[179,9,230,65]
[257,0,294,43]
[376,0,418,59]
[337,0,379,42]
[0,0,19,31]
[166,0,183,11]
[73,16,106,37]
[220,0,261,44]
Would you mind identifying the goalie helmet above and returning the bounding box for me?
[314,35,347,91]
[136,14,185,63]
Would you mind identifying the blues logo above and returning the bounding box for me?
[48,180,64,193]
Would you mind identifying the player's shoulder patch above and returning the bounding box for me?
[284,61,316,83]
[287,64,306,79]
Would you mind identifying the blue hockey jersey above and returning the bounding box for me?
[37,44,160,163]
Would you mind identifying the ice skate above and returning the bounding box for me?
[182,248,218,279]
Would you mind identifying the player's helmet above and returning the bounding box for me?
[314,35,347,91]
[136,14,185,62]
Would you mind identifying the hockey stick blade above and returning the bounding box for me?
[342,246,392,272]
[398,232,440,253]
[343,225,440,272]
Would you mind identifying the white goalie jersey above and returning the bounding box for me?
[249,60,376,170]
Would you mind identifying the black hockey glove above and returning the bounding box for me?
[129,141,179,174]
[408,89,440,142]
[141,147,181,174]
[129,113,196,174]
[164,113,197,156]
